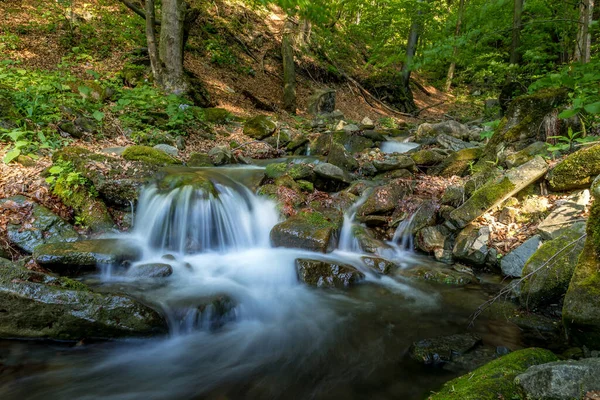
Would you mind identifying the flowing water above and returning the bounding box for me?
[0,167,527,400]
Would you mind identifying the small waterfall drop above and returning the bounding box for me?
[338,190,371,252]
[391,212,417,252]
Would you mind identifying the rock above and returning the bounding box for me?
[410,149,445,166]
[537,190,589,240]
[430,147,482,177]
[498,206,519,224]
[201,108,232,124]
[243,115,277,139]
[311,131,374,155]
[436,134,478,152]
[122,145,180,165]
[176,136,185,150]
[0,262,167,340]
[416,120,472,142]
[452,225,492,266]
[479,89,568,164]
[429,348,559,400]
[409,333,482,365]
[446,156,549,230]
[409,200,439,234]
[127,263,173,278]
[208,145,233,165]
[295,259,364,288]
[592,175,600,198]
[353,225,394,254]
[100,146,127,155]
[547,144,600,191]
[357,183,409,218]
[307,89,335,115]
[327,143,359,171]
[441,185,466,207]
[0,196,79,254]
[362,130,387,142]
[265,162,314,181]
[153,143,178,157]
[416,225,453,263]
[58,120,84,138]
[342,124,360,133]
[34,239,142,275]
[562,200,600,349]
[360,117,375,130]
[500,235,543,277]
[516,358,600,400]
[505,141,548,168]
[519,222,586,309]
[187,152,213,167]
[313,163,352,191]
[270,210,343,253]
[373,155,415,172]
[263,129,291,148]
[464,168,503,196]
[400,265,473,285]
[361,256,396,274]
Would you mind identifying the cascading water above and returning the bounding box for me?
[338,190,371,252]
[391,212,417,252]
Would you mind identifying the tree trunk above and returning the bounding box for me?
[510,0,524,65]
[282,18,297,114]
[575,0,595,63]
[159,0,189,94]
[445,0,465,92]
[145,0,163,87]
[400,19,420,93]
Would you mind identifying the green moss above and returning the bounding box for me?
[432,147,482,177]
[243,115,276,139]
[201,108,232,124]
[187,152,213,167]
[122,145,180,165]
[297,180,314,192]
[299,211,338,229]
[53,180,113,232]
[410,149,444,166]
[547,144,600,191]
[265,163,288,179]
[287,163,314,180]
[156,173,217,195]
[429,348,559,400]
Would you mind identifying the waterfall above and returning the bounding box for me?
[391,212,417,252]
[338,190,371,252]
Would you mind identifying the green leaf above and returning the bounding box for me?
[584,102,600,115]
[3,148,21,163]
[48,165,64,175]
[558,109,579,119]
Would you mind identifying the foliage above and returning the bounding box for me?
[45,160,94,197]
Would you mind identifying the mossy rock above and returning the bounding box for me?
[270,210,343,252]
[243,115,276,139]
[547,144,600,191]
[122,145,181,165]
[121,63,148,86]
[53,180,114,232]
[311,131,374,155]
[519,222,586,310]
[505,141,549,168]
[201,108,232,124]
[295,258,364,288]
[410,149,445,166]
[430,147,482,177]
[357,183,410,218]
[563,200,600,349]
[156,173,217,195]
[327,142,359,171]
[0,262,167,340]
[400,265,473,286]
[265,162,314,181]
[187,152,214,167]
[428,348,559,400]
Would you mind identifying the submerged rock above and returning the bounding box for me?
[409,333,482,365]
[547,144,600,191]
[0,262,167,340]
[400,265,473,285]
[127,263,173,278]
[360,256,396,274]
[295,259,364,288]
[429,348,559,400]
[515,358,600,400]
[270,210,343,253]
[34,239,142,275]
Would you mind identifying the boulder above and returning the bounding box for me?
[416,225,453,263]
[270,210,343,253]
[361,256,396,274]
[34,239,142,275]
[327,143,359,171]
[295,259,364,288]
[187,152,213,167]
[127,263,173,278]
[537,190,589,240]
[400,265,473,285]
[122,145,180,165]
[453,224,492,266]
[0,262,167,340]
[307,89,336,115]
[436,134,477,152]
[373,155,415,172]
[360,117,375,130]
[446,156,548,230]
[311,131,374,155]
[547,144,600,191]
[313,163,352,191]
[519,222,586,310]
[265,162,314,181]
[429,348,559,400]
[356,183,409,218]
[243,115,277,139]
[516,358,600,400]
[410,149,445,166]
[429,147,481,177]
[505,141,548,168]
[562,200,600,349]
[501,235,543,277]
[416,120,472,142]
[1,196,78,254]
[153,143,178,157]
[208,145,233,165]
[201,108,232,124]
[352,225,394,254]
[441,185,466,207]
[409,333,482,365]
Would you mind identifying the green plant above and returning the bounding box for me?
[379,117,396,129]
[45,161,87,193]
[205,38,237,66]
[547,127,598,156]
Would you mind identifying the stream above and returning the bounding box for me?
[0,166,526,400]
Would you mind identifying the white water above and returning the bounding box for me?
[391,212,417,252]
[338,190,371,252]
[380,141,419,154]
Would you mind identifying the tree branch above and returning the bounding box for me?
[119,0,149,21]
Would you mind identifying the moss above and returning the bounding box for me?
[297,180,314,192]
[410,149,444,166]
[287,163,314,181]
[547,144,600,191]
[299,210,338,229]
[187,152,213,167]
[265,162,288,179]
[243,115,276,139]
[201,108,232,124]
[156,173,217,195]
[429,348,559,400]
[122,145,180,165]
[432,147,482,177]
[53,180,114,232]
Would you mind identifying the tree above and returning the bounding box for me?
[575,0,595,63]
[282,17,297,113]
[445,0,466,91]
[510,0,524,65]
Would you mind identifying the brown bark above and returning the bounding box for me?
[510,0,524,65]
[145,0,163,87]
[282,18,297,114]
[159,0,189,94]
[575,0,595,63]
[445,0,465,92]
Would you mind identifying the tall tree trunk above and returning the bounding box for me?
[282,18,297,114]
[575,0,595,63]
[445,0,466,92]
[510,0,524,65]
[145,0,163,87]
[159,0,189,94]
[401,19,420,93]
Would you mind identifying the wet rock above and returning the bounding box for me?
[187,152,213,167]
[122,145,180,165]
[400,265,473,285]
[307,89,335,115]
[409,200,439,234]
[153,143,178,157]
[505,141,548,168]
[295,259,364,288]
[547,144,600,191]
[208,145,233,165]
[361,256,396,274]
[537,190,589,240]
[356,183,409,218]
[34,239,143,275]
[519,222,586,310]
[429,348,559,400]
[446,156,548,230]
[127,263,173,278]
[243,115,276,139]
[353,225,394,254]
[436,134,477,152]
[270,210,343,253]
[410,149,445,166]
[327,143,359,171]
[0,262,167,340]
[500,235,543,277]
[430,147,481,177]
[453,225,492,266]
[516,358,600,400]
[416,120,472,142]
[373,155,415,172]
[416,225,453,263]
[313,163,352,191]
[1,196,79,254]
[408,333,482,365]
